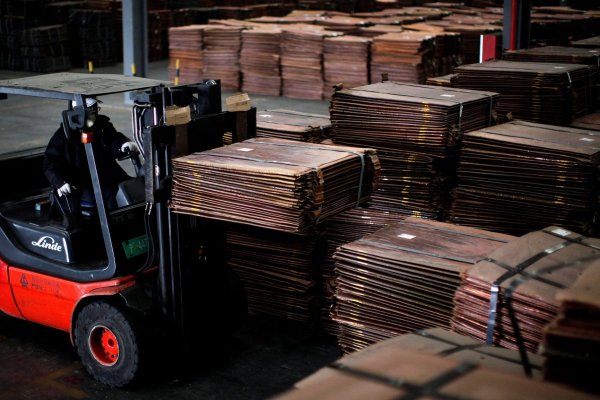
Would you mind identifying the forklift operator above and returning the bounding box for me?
[43,97,139,226]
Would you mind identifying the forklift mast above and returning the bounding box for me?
[130,80,255,339]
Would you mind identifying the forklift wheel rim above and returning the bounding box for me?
[88,324,120,367]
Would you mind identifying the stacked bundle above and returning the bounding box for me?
[168,25,204,83]
[454,60,597,125]
[370,31,435,84]
[330,81,499,217]
[452,227,600,353]
[280,24,343,100]
[203,25,243,90]
[504,46,600,66]
[256,109,331,142]
[170,138,381,234]
[68,9,118,68]
[148,9,172,61]
[357,24,405,37]
[426,73,457,87]
[320,208,405,335]
[274,338,596,400]
[571,35,600,48]
[313,16,371,34]
[572,111,600,131]
[240,26,282,96]
[332,218,513,353]
[20,25,71,73]
[542,262,600,395]
[448,120,600,236]
[403,23,463,76]
[369,328,544,378]
[323,35,371,99]
[225,224,326,323]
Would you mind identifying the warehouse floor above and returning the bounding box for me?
[0,61,339,399]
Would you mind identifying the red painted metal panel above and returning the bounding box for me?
[0,258,23,318]
[8,267,136,332]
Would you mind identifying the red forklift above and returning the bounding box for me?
[0,73,253,387]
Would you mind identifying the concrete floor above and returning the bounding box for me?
[0,62,339,399]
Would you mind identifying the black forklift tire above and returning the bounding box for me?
[74,300,142,387]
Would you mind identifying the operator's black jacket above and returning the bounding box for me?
[43,115,130,193]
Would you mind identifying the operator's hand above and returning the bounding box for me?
[57,182,72,197]
[121,141,139,154]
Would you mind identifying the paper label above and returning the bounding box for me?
[440,94,455,98]
[237,148,254,152]
[580,137,595,142]
[260,114,272,118]
[551,228,572,237]
[398,234,416,240]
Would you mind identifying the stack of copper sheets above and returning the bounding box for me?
[357,24,406,37]
[448,120,600,236]
[451,227,600,354]
[454,60,598,125]
[240,25,282,96]
[170,138,380,234]
[202,25,243,90]
[225,224,326,323]
[370,31,435,84]
[571,111,600,131]
[323,35,371,99]
[256,109,331,142]
[330,81,499,217]
[384,328,545,378]
[571,35,600,48]
[314,16,372,34]
[280,24,343,100]
[20,25,71,73]
[321,208,405,335]
[168,25,204,83]
[426,73,457,87]
[504,45,600,65]
[541,261,600,395]
[331,217,513,353]
[403,23,462,77]
[272,336,595,400]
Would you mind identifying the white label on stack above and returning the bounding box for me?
[398,234,416,240]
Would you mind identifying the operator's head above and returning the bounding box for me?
[72,98,102,128]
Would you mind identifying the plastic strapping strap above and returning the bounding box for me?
[566,71,572,85]
[457,102,463,137]
[248,140,367,207]
[484,237,581,346]
[329,361,476,400]
[502,251,600,378]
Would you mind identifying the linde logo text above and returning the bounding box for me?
[31,236,63,252]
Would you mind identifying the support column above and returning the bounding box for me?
[122,0,148,77]
[503,0,532,51]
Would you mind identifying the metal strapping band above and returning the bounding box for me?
[567,71,572,85]
[415,330,541,369]
[484,236,583,346]
[502,251,600,378]
[329,361,476,400]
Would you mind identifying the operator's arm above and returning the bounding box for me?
[43,127,72,189]
[96,116,130,157]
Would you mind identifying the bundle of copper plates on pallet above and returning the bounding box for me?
[68,9,119,68]
[403,23,462,77]
[20,25,71,72]
[313,16,372,34]
[256,109,331,142]
[320,207,405,335]
[240,26,282,96]
[448,120,600,236]
[323,35,371,99]
[504,45,600,65]
[272,331,595,400]
[571,110,600,131]
[451,227,600,354]
[225,224,326,322]
[170,138,380,234]
[357,24,406,37]
[280,24,343,100]
[541,261,600,396]
[330,81,499,217]
[370,31,435,84]
[454,60,598,125]
[331,217,513,353]
[168,25,204,83]
[202,25,243,90]
[571,35,600,48]
[504,46,600,66]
